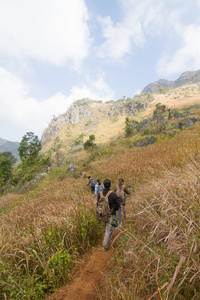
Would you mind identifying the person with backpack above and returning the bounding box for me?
[114,178,130,220]
[96,179,121,251]
[86,176,96,194]
[94,179,104,197]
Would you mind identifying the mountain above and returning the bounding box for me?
[0,137,19,158]
[40,73,200,164]
[142,70,200,93]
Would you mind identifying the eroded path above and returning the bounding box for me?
[47,181,131,300]
[48,244,113,300]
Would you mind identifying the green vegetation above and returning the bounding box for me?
[0,132,50,194]
[1,95,200,299]
[125,117,139,137]
[158,84,166,93]
[83,134,97,151]
[74,133,85,145]
[0,183,102,299]
[18,132,42,166]
[75,98,102,106]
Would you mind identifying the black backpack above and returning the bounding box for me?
[96,190,112,222]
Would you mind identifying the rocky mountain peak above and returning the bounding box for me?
[142,70,200,93]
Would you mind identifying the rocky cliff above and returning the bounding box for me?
[142,70,200,93]
[41,96,151,147]
[41,102,94,145]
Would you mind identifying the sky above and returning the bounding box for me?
[0,0,200,142]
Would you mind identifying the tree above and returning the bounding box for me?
[0,151,17,166]
[125,117,138,137]
[0,156,12,186]
[153,103,166,119]
[83,135,97,151]
[18,132,41,166]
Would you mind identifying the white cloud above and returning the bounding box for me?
[96,0,196,65]
[96,0,168,59]
[70,74,114,102]
[0,0,91,67]
[96,15,144,60]
[156,24,200,76]
[0,68,113,141]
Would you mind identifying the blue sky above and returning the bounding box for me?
[0,0,200,142]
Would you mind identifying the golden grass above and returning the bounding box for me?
[1,102,200,298]
[0,176,103,299]
[94,125,200,299]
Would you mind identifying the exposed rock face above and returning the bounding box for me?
[136,136,156,148]
[41,103,94,145]
[142,70,200,93]
[41,96,151,147]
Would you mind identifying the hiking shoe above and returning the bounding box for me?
[102,247,107,252]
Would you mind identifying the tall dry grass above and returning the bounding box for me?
[95,126,200,299]
[0,176,102,299]
[1,124,200,299]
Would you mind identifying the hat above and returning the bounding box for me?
[97,179,100,183]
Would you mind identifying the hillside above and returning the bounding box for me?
[1,74,200,299]
[1,116,200,299]
[142,69,200,93]
[40,80,200,166]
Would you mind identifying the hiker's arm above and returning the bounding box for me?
[94,185,98,196]
[124,186,130,195]
[86,179,91,186]
[114,194,121,211]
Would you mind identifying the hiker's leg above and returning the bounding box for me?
[118,208,121,220]
[103,222,113,250]
[123,202,126,218]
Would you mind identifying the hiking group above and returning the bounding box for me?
[86,176,131,251]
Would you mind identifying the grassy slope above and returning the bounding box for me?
[1,83,200,299]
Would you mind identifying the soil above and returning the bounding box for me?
[48,245,112,300]
[47,180,126,300]
[46,224,123,300]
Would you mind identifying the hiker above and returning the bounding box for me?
[86,176,96,194]
[114,178,130,220]
[97,179,121,251]
[94,179,104,197]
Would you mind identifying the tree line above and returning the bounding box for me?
[0,132,49,194]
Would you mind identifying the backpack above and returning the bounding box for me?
[96,190,112,222]
[97,184,104,193]
[116,184,125,203]
[90,178,96,187]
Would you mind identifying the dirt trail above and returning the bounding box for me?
[47,229,121,300]
[49,246,112,300]
[47,179,128,300]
